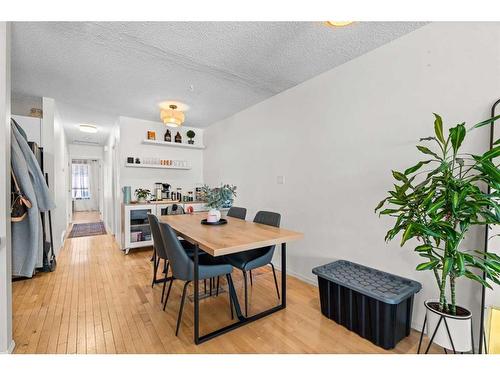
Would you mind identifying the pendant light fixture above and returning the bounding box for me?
[160,104,185,127]
[325,21,354,27]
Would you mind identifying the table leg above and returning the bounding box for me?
[194,243,199,344]
[281,242,286,308]
[194,242,288,344]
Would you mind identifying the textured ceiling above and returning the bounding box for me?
[11,22,425,144]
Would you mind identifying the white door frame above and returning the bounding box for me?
[0,21,14,354]
[70,157,104,219]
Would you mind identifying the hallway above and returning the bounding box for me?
[11,232,435,354]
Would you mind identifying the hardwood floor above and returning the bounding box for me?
[12,231,438,354]
[72,211,101,224]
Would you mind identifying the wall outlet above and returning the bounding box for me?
[277,176,285,185]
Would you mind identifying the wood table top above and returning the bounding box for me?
[159,212,303,257]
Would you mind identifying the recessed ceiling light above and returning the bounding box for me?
[325,21,354,27]
[79,124,98,133]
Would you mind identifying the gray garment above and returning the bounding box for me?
[11,120,55,277]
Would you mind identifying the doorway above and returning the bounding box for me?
[71,159,102,223]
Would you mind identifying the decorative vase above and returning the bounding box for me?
[421,299,473,353]
[207,208,221,223]
[137,196,147,203]
[188,139,194,144]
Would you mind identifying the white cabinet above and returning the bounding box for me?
[121,202,211,254]
[122,204,155,254]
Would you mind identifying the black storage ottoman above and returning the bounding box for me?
[312,260,421,349]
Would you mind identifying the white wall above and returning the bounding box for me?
[204,22,500,338]
[11,115,41,145]
[69,144,104,160]
[0,21,14,354]
[118,116,204,193]
[42,97,70,255]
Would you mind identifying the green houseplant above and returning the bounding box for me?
[375,113,500,352]
[135,188,151,203]
[186,130,196,144]
[201,184,237,222]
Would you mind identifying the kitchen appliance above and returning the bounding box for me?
[161,183,171,200]
[122,186,131,204]
[154,183,163,201]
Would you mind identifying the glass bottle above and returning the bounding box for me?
[164,129,171,142]
[175,131,182,143]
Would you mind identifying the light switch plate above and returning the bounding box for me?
[277,176,285,185]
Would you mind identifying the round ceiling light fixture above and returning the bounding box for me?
[79,124,98,133]
[159,102,187,127]
[325,21,354,27]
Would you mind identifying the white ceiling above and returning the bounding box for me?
[11,22,425,144]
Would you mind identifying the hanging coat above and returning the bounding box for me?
[11,120,55,277]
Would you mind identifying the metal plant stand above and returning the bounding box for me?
[417,312,475,354]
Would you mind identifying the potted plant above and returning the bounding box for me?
[135,188,151,203]
[375,113,500,353]
[186,130,196,145]
[201,184,237,222]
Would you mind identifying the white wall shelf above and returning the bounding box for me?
[142,139,205,149]
[125,163,191,170]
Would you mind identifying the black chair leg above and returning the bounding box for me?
[151,249,157,287]
[161,277,167,303]
[163,259,168,274]
[270,263,280,299]
[249,270,253,286]
[176,281,191,336]
[242,270,248,317]
[163,279,174,311]
[209,278,213,296]
[216,276,220,297]
[204,279,207,294]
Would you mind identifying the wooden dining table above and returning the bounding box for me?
[159,211,303,344]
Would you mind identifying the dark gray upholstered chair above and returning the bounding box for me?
[148,213,170,298]
[224,211,281,316]
[148,214,200,303]
[227,206,247,220]
[159,221,234,336]
[165,204,184,215]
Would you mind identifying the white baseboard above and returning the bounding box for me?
[0,340,15,354]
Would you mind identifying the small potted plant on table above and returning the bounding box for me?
[201,184,236,223]
[135,188,151,203]
[187,130,196,145]
[376,113,500,353]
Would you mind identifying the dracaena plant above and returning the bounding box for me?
[201,184,237,209]
[375,114,500,315]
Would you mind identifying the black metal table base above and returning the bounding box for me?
[193,243,287,345]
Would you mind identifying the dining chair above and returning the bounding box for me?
[165,203,185,215]
[227,206,247,220]
[224,211,281,317]
[148,214,200,303]
[159,221,235,336]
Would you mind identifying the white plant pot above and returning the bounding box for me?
[207,208,221,223]
[424,299,472,352]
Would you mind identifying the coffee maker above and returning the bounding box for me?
[161,183,171,200]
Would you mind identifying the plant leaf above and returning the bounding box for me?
[433,113,445,144]
[400,223,414,247]
[470,114,500,130]
[416,260,439,271]
[449,123,466,155]
[392,170,407,182]
[416,145,440,159]
[404,160,432,175]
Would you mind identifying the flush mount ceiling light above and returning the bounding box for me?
[159,102,187,127]
[325,21,354,27]
[79,124,98,133]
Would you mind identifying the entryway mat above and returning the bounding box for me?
[68,221,107,238]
